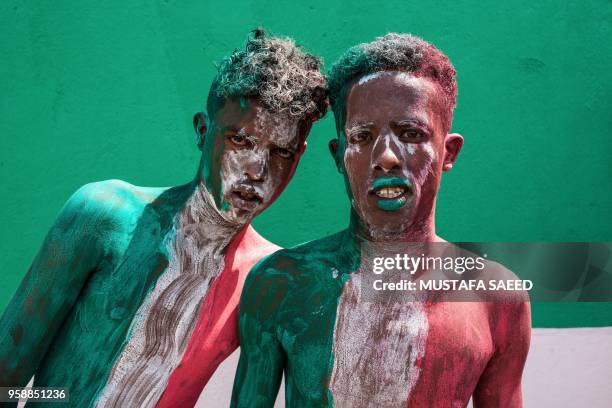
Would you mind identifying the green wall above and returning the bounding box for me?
[1,0,611,326]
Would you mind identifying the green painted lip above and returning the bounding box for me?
[377,196,408,211]
[370,176,411,191]
[370,177,412,212]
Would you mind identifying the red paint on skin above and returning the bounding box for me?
[406,299,530,407]
[156,225,280,408]
[155,99,310,406]
[330,70,529,405]
[407,302,494,405]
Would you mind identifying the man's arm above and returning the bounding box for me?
[472,301,531,408]
[0,184,106,386]
[231,259,286,408]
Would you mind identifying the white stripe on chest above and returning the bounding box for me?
[329,273,429,407]
[96,188,238,408]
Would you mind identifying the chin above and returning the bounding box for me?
[362,205,421,239]
[227,202,270,225]
[231,208,255,224]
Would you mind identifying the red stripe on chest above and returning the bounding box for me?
[155,245,243,407]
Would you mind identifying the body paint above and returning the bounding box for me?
[12,183,192,407]
[211,105,301,224]
[231,70,489,407]
[329,273,428,406]
[93,103,305,406]
[371,176,412,211]
[96,185,240,407]
[339,72,445,241]
[357,72,385,86]
[377,198,408,212]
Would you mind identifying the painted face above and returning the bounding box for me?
[200,97,306,224]
[338,71,450,237]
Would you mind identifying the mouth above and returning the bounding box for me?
[229,185,263,211]
[374,186,406,199]
[369,177,412,212]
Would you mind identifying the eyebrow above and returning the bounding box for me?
[346,122,375,131]
[346,122,375,133]
[392,119,432,133]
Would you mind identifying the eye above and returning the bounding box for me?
[349,131,371,145]
[228,134,248,147]
[399,129,425,142]
[273,147,295,159]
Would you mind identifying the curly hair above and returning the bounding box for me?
[207,28,327,123]
[328,33,457,132]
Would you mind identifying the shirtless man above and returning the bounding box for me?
[232,34,531,407]
[0,29,326,407]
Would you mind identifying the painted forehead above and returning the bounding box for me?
[345,71,437,126]
[216,97,302,148]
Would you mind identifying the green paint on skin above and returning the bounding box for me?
[2,1,612,331]
[0,180,194,407]
[231,230,360,407]
[371,177,411,211]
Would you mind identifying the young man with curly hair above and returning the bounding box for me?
[232,34,530,407]
[0,29,327,407]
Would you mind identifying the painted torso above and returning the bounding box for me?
[237,230,496,407]
[27,180,276,407]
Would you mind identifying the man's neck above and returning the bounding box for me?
[347,209,440,245]
[175,180,245,251]
[341,210,446,279]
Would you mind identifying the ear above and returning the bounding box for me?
[443,133,463,172]
[193,112,208,151]
[328,138,343,173]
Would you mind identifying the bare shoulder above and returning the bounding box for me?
[238,225,283,261]
[448,245,531,346]
[246,230,349,290]
[240,232,348,320]
[72,179,166,209]
[477,258,532,350]
[478,257,530,303]
[59,179,169,236]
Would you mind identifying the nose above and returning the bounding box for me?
[244,154,267,182]
[372,136,401,173]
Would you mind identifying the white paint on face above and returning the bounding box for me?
[356,71,423,89]
[384,134,391,155]
[392,71,426,87]
[349,133,415,238]
[422,141,436,161]
[219,148,267,224]
[357,72,387,86]
[414,142,436,188]
[344,142,368,226]
[342,71,444,240]
[329,272,429,406]
[95,185,241,408]
[216,110,301,225]
[254,111,298,148]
